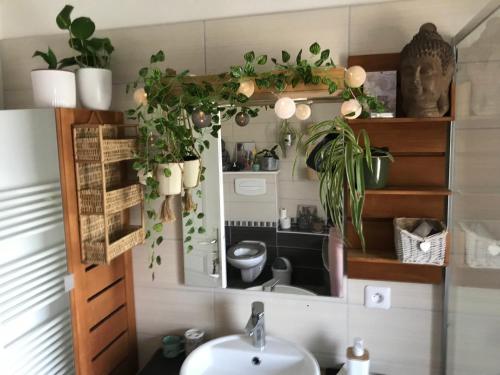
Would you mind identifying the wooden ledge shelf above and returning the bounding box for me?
[365,187,451,196]
[348,116,453,125]
[347,249,445,284]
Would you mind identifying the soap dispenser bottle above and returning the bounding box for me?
[346,337,369,375]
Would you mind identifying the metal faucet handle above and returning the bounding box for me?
[251,301,264,317]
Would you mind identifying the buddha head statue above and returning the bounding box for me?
[400,23,455,117]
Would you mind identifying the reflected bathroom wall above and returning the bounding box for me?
[448,7,500,375]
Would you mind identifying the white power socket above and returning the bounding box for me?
[364,286,391,309]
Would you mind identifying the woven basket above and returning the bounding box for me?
[394,218,447,265]
[78,184,143,214]
[75,138,137,163]
[77,163,121,189]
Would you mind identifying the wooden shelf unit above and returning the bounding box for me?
[344,53,453,284]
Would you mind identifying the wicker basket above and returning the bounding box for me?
[394,218,447,265]
[73,123,144,264]
[78,184,143,214]
[461,221,500,268]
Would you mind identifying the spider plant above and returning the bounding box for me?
[296,116,373,250]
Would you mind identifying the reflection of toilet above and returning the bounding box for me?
[227,241,267,282]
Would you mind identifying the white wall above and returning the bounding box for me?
[0,0,398,40]
[0,1,491,374]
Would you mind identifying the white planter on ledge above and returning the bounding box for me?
[76,68,112,110]
[31,69,76,108]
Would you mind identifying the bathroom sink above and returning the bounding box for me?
[246,284,317,296]
[180,334,320,375]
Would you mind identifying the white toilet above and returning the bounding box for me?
[227,241,267,282]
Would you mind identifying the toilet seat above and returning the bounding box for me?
[227,241,267,282]
[227,241,266,260]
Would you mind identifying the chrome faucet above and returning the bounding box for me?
[245,301,265,349]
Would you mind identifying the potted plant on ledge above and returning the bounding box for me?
[31,48,76,108]
[256,145,280,171]
[56,5,114,110]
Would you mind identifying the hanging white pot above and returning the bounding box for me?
[31,69,76,108]
[76,68,112,110]
[157,162,183,196]
[183,158,201,189]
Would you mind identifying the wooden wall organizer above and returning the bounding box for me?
[73,123,144,264]
[345,53,453,284]
[56,109,138,375]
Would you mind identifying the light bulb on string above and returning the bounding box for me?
[295,103,312,121]
[236,79,255,98]
[345,66,367,88]
[341,99,362,119]
[274,97,296,120]
[133,88,148,105]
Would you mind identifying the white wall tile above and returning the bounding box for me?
[348,305,442,374]
[135,286,215,336]
[349,0,491,55]
[348,279,443,311]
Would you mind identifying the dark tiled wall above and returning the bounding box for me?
[225,226,329,293]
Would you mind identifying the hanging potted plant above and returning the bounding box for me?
[56,5,114,110]
[31,48,76,108]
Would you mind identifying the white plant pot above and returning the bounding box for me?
[31,70,76,108]
[157,163,183,196]
[76,68,112,110]
[183,159,201,188]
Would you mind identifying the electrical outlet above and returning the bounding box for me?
[364,286,391,309]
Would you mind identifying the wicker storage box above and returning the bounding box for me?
[394,218,447,265]
[460,221,500,268]
[73,123,144,264]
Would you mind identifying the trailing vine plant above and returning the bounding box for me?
[127,42,382,278]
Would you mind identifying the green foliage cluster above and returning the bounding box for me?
[32,4,114,70]
[256,145,280,160]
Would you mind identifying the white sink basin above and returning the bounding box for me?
[246,284,317,296]
[180,334,320,375]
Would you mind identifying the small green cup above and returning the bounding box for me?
[162,335,185,358]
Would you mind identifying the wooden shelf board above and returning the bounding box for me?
[365,186,451,196]
[347,249,445,284]
[348,116,453,125]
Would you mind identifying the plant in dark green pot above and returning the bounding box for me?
[56,5,114,110]
[256,145,280,171]
[364,147,394,189]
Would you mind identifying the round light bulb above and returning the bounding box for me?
[236,79,255,98]
[345,66,367,88]
[295,103,312,121]
[133,88,148,105]
[341,99,362,119]
[274,97,296,120]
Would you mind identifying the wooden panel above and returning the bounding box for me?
[85,257,125,299]
[348,253,444,284]
[355,195,447,220]
[347,219,395,253]
[89,306,128,359]
[350,121,449,154]
[56,108,138,375]
[91,332,129,375]
[87,279,127,328]
[389,156,447,187]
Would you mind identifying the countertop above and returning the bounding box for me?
[138,349,343,374]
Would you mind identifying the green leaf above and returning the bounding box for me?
[257,55,267,65]
[163,167,171,177]
[153,223,163,233]
[188,227,195,234]
[187,245,194,252]
[281,50,290,63]
[132,161,142,171]
[33,48,58,69]
[197,213,204,219]
[198,227,206,234]
[320,49,330,60]
[183,211,190,218]
[139,67,148,77]
[296,49,303,64]
[150,50,165,64]
[156,255,162,265]
[185,219,193,226]
[58,56,77,69]
[71,17,95,40]
[309,42,321,55]
[203,140,210,149]
[56,5,73,30]
[156,236,163,246]
[147,210,156,219]
[184,236,192,243]
[244,51,255,63]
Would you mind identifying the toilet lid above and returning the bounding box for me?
[227,241,266,259]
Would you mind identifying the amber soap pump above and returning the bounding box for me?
[346,337,370,375]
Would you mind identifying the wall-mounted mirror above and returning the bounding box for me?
[184,102,342,297]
